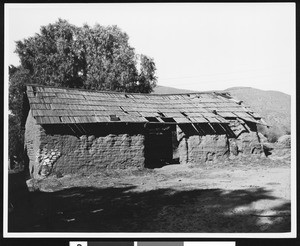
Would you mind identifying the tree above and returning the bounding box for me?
[8,65,30,169]
[9,19,157,167]
[14,19,157,92]
[136,54,157,93]
[9,65,30,119]
[9,114,24,169]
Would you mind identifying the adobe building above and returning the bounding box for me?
[22,85,268,179]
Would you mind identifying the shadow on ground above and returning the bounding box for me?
[8,172,290,233]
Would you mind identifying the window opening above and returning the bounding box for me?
[193,123,206,135]
[145,117,160,122]
[110,115,120,121]
[161,117,176,123]
[207,123,217,134]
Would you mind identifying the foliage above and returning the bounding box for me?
[136,55,157,93]
[9,114,24,169]
[8,65,30,168]
[9,65,30,119]
[9,19,157,167]
[14,19,157,92]
[15,20,83,88]
[258,125,282,143]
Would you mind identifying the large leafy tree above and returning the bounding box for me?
[14,19,156,91]
[9,19,157,167]
[8,65,30,168]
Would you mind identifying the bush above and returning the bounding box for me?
[258,125,283,143]
[9,114,25,170]
[285,129,291,135]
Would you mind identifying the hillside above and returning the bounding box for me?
[153,85,291,140]
[153,85,198,94]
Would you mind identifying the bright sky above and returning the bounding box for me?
[5,3,295,94]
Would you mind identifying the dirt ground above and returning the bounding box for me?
[8,153,291,233]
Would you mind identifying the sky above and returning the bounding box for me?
[5,3,295,94]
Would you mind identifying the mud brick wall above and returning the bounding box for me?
[24,114,145,178]
[187,135,229,163]
[176,121,264,164]
[24,110,43,178]
[228,120,264,156]
[40,132,145,175]
[176,125,229,164]
[176,126,188,164]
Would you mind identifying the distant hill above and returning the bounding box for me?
[153,85,199,94]
[153,85,291,140]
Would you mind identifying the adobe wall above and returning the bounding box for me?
[24,110,43,178]
[228,120,264,156]
[40,133,145,177]
[176,120,264,164]
[176,126,229,164]
[25,113,264,178]
[24,115,145,179]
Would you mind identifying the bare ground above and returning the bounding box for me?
[8,154,291,233]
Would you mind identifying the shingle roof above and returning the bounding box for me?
[26,84,264,125]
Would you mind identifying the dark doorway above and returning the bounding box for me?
[145,125,174,168]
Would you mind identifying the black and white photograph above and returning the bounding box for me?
[3,2,296,238]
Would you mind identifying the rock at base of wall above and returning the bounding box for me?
[26,178,40,192]
[38,178,63,192]
[229,139,239,156]
[26,177,63,192]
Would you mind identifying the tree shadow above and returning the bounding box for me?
[8,177,291,233]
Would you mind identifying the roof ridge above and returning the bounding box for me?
[26,84,224,96]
